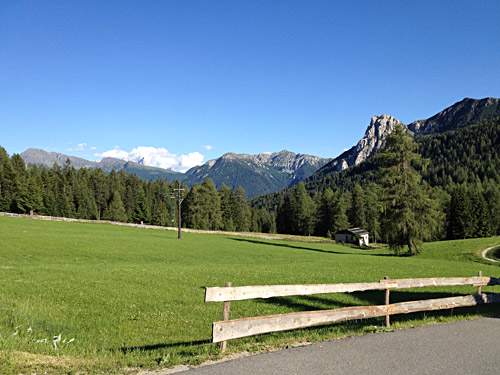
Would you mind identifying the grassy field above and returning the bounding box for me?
[0,216,499,374]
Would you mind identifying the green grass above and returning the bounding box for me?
[0,216,499,374]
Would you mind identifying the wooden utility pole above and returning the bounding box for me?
[174,184,185,240]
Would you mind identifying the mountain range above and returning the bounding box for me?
[20,148,331,198]
[19,97,500,198]
[311,97,500,180]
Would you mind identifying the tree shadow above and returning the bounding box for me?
[230,237,394,257]
[255,290,499,320]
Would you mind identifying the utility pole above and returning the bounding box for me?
[173,183,185,240]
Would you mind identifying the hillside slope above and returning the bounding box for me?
[312,97,500,181]
[183,150,331,197]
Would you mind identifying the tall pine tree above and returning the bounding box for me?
[376,124,435,255]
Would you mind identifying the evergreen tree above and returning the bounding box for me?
[132,187,151,224]
[219,184,236,231]
[348,184,368,229]
[484,183,500,235]
[200,179,222,231]
[472,191,491,238]
[74,169,98,219]
[16,176,44,214]
[182,179,222,230]
[293,182,316,236]
[316,188,335,237]
[150,179,172,226]
[276,193,293,234]
[233,186,251,232]
[0,147,17,212]
[102,191,128,222]
[40,167,57,216]
[447,185,472,239]
[151,199,169,226]
[330,192,351,235]
[363,183,382,242]
[376,124,435,255]
[90,168,109,220]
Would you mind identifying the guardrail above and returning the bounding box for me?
[205,272,500,352]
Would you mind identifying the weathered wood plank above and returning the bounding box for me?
[205,277,500,302]
[206,281,398,302]
[212,294,500,342]
[386,277,499,289]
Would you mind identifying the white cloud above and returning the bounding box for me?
[76,143,87,151]
[99,149,131,160]
[203,145,213,151]
[180,152,204,170]
[98,146,205,172]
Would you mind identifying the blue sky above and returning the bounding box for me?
[1,0,499,171]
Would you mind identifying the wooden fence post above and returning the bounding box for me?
[220,282,232,353]
[384,276,390,328]
[478,271,482,295]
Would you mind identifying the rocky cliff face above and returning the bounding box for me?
[353,115,403,165]
[315,114,403,176]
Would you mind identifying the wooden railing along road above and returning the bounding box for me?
[205,273,500,352]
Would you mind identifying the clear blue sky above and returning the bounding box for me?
[1,0,499,171]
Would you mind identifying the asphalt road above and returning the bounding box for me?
[178,318,500,375]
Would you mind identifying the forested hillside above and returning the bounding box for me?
[252,118,500,242]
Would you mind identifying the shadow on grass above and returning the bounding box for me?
[230,238,393,257]
[256,290,499,315]
[491,247,500,261]
[118,339,212,354]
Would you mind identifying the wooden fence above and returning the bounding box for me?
[205,272,500,352]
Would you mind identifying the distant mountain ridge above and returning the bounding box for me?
[312,97,500,180]
[20,148,184,181]
[20,148,331,198]
[182,150,331,197]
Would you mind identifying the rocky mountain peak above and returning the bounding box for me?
[353,114,403,164]
[312,114,404,177]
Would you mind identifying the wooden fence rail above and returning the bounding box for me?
[205,273,500,351]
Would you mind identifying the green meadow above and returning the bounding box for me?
[0,216,499,374]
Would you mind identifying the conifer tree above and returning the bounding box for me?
[276,193,293,234]
[330,192,351,235]
[376,124,435,255]
[132,188,151,224]
[316,188,335,236]
[200,179,222,230]
[102,191,128,222]
[16,176,44,214]
[348,184,368,229]
[0,147,17,212]
[233,186,251,232]
[293,182,316,236]
[219,184,236,231]
[447,185,472,239]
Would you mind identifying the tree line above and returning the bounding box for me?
[0,146,275,233]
